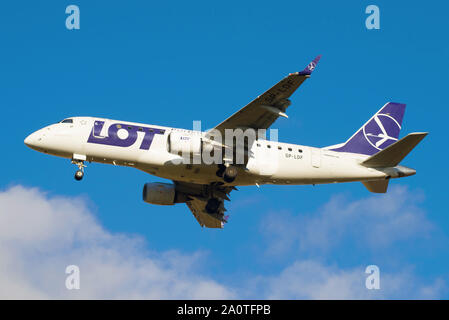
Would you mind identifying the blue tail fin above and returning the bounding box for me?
[330,102,406,156]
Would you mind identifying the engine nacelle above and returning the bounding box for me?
[168,131,202,155]
[142,182,189,205]
[142,182,176,205]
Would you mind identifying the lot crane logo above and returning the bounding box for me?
[363,113,401,150]
[307,61,317,72]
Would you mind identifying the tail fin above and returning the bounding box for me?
[329,102,406,155]
[361,132,428,168]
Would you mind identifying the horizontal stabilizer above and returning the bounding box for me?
[362,180,389,193]
[361,132,428,168]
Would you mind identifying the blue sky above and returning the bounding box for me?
[0,1,448,298]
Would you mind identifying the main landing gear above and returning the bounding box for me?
[72,160,86,181]
[205,197,220,214]
[203,183,235,224]
[216,164,238,183]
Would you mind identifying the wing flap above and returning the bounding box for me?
[174,181,234,228]
[186,198,224,229]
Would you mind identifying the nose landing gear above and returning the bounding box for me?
[72,160,86,181]
[74,170,84,181]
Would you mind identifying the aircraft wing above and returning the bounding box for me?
[174,181,235,228]
[186,197,226,228]
[211,55,321,135]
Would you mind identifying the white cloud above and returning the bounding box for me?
[260,186,434,255]
[0,185,444,299]
[249,260,444,299]
[252,186,447,299]
[0,185,234,299]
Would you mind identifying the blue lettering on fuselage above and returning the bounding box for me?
[87,121,165,150]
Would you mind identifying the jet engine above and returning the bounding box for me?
[142,182,188,205]
[168,131,202,156]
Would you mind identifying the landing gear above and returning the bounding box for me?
[74,170,84,181]
[216,164,238,183]
[72,159,86,181]
[205,197,220,214]
[216,164,226,178]
[223,166,237,183]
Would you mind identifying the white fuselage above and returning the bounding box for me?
[24,116,392,186]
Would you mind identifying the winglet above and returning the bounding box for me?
[297,55,322,76]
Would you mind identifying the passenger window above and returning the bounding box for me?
[298,149,303,153]
[138,128,143,131]
[257,143,261,147]
[278,146,282,150]
[267,145,271,148]
[288,148,292,151]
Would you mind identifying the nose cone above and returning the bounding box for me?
[24,131,41,149]
[24,133,34,147]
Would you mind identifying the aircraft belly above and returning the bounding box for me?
[136,163,257,186]
[271,151,385,184]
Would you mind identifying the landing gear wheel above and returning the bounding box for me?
[205,198,220,214]
[72,159,86,181]
[223,166,237,183]
[74,170,84,181]
[216,164,226,178]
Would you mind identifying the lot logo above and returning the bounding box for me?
[307,61,317,72]
[87,121,165,150]
[363,113,400,150]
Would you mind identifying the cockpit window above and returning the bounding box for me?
[60,119,73,124]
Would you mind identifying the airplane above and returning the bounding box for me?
[24,55,427,228]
